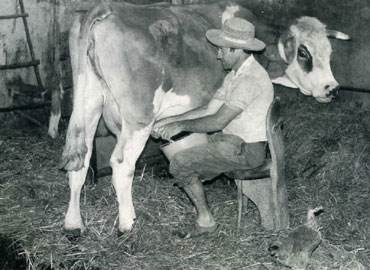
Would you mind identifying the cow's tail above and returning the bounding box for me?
[61,1,113,171]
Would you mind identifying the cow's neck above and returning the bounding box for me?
[271,75,299,89]
[264,44,299,89]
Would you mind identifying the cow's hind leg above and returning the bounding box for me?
[64,87,103,236]
[48,82,62,138]
[110,122,152,233]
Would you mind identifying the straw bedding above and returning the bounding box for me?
[0,93,369,269]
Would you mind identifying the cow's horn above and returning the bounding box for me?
[326,29,351,40]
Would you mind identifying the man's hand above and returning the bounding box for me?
[153,116,177,130]
[152,121,184,141]
[152,117,177,139]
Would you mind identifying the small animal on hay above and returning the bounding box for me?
[269,206,324,269]
[59,0,349,236]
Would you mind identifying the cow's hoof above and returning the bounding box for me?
[117,229,131,238]
[64,228,82,241]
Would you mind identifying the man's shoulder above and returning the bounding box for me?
[240,60,271,84]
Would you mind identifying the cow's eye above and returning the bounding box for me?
[297,45,313,72]
[298,48,308,58]
[297,45,311,60]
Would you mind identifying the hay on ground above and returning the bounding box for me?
[0,94,369,269]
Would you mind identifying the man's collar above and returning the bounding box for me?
[234,55,255,75]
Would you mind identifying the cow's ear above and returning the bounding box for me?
[278,31,296,64]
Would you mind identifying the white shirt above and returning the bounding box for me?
[213,55,274,142]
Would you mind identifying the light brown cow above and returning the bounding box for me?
[59,0,349,235]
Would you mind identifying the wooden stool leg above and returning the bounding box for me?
[235,180,250,227]
[238,177,289,231]
[236,180,243,227]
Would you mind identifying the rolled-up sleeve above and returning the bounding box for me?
[213,71,235,101]
[225,75,260,110]
[213,85,226,101]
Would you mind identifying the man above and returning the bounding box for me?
[152,17,274,237]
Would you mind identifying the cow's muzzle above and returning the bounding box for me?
[325,85,340,98]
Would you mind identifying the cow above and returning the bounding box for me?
[47,2,350,139]
[60,0,349,235]
[257,16,350,103]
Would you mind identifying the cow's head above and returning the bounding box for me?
[273,17,350,103]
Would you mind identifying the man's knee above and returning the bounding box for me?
[169,151,192,177]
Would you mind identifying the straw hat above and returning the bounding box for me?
[206,17,265,51]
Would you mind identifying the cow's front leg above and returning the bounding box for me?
[111,123,152,233]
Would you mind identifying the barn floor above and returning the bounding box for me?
[1,90,370,269]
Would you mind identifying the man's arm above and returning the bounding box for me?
[154,98,224,128]
[155,103,242,141]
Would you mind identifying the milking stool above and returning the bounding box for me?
[225,97,289,231]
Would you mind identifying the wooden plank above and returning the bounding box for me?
[14,111,43,128]
[0,60,40,70]
[0,13,28,20]
[19,0,45,92]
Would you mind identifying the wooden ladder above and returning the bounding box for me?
[0,0,47,114]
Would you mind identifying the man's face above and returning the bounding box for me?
[217,47,237,70]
